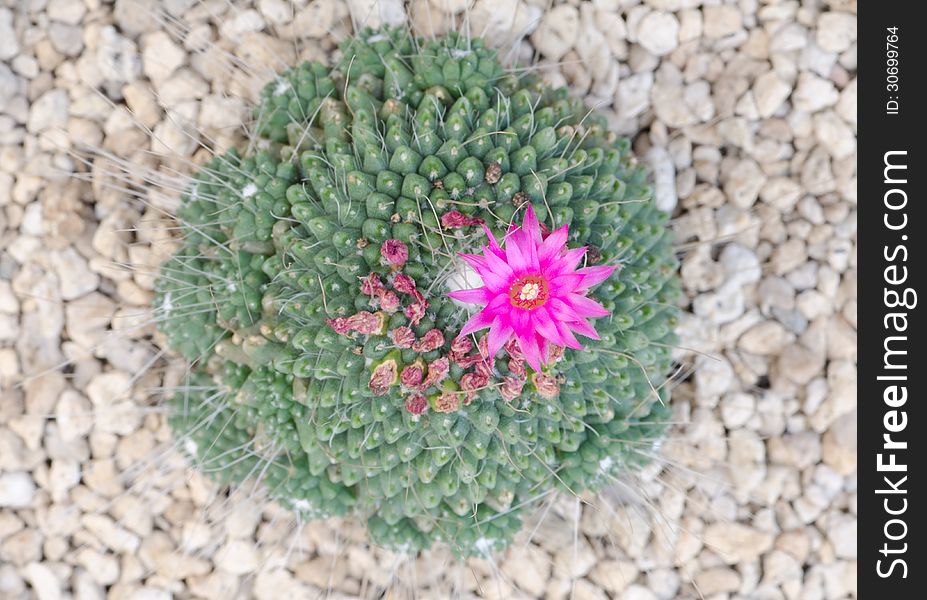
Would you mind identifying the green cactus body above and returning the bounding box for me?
[155,28,681,556]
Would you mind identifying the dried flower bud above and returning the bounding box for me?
[390,326,416,349]
[485,161,502,184]
[361,273,385,297]
[420,356,450,389]
[413,329,445,353]
[531,372,560,399]
[404,300,428,326]
[440,210,485,229]
[379,290,401,313]
[369,359,398,396]
[392,273,418,295]
[401,364,424,387]
[460,372,488,404]
[500,377,525,402]
[433,389,460,413]
[405,394,428,415]
[380,239,409,267]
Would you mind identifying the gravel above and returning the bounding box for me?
[0,1,857,598]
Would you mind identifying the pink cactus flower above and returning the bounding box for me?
[390,326,416,349]
[381,239,409,267]
[412,329,445,353]
[447,205,616,372]
[405,393,428,415]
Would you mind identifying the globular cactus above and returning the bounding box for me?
[155,28,681,556]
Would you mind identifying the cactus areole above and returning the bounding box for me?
[155,29,681,556]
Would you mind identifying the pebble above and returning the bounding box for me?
[23,562,61,600]
[816,12,857,53]
[215,540,260,575]
[27,89,70,134]
[702,5,742,39]
[532,5,580,60]
[637,12,680,56]
[0,473,36,508]
[753,72,792,118]
[703,522,774,563]
[0,9,18,61]
[97,26,141,83]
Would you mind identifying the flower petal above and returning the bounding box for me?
[569,318,601,340]
[487,317,514,360]
[576,265,617,289]
[538,225,569,265]
[533,307,567,347]
[447,287,490,305]
[566,293,610,318]
[547,247,586,277]
[460,307,495,336]
[555,320,584,350]
[522,204,542,244]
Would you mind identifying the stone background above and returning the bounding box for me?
[0,0,857,598]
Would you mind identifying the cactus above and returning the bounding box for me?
[155,28,681,556]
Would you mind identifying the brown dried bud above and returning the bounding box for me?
[485,161,502,184]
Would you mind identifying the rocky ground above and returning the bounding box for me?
[0,0,857,598]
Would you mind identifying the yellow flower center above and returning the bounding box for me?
[508,274,549,310]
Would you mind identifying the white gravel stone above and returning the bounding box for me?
[753,72,792,118]
[215,539,260,574]
[0,473,36,508]
[97,26,141,83]
[816,12,857,53]
[27,89,70,134]
[23,562,61,600]
[637,12,680,56]
[646,146,677,212]
[532,5,580,60]
[0,9,19,61]
[702,5,742,39]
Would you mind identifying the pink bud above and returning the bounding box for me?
[412,329,445,353]
[379,290,400,313]
[391,273,418,295]
[405,394,428,415]
[460,372,488,405]
[401,365,424,387]
[441,210,485,229]
[361,273,385,297]
[404,300,428,326]
[420,356,450,390]
[380,239,409,267]
[390,326,416,349]
[326,317,351,335]
[345,311,381,335]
